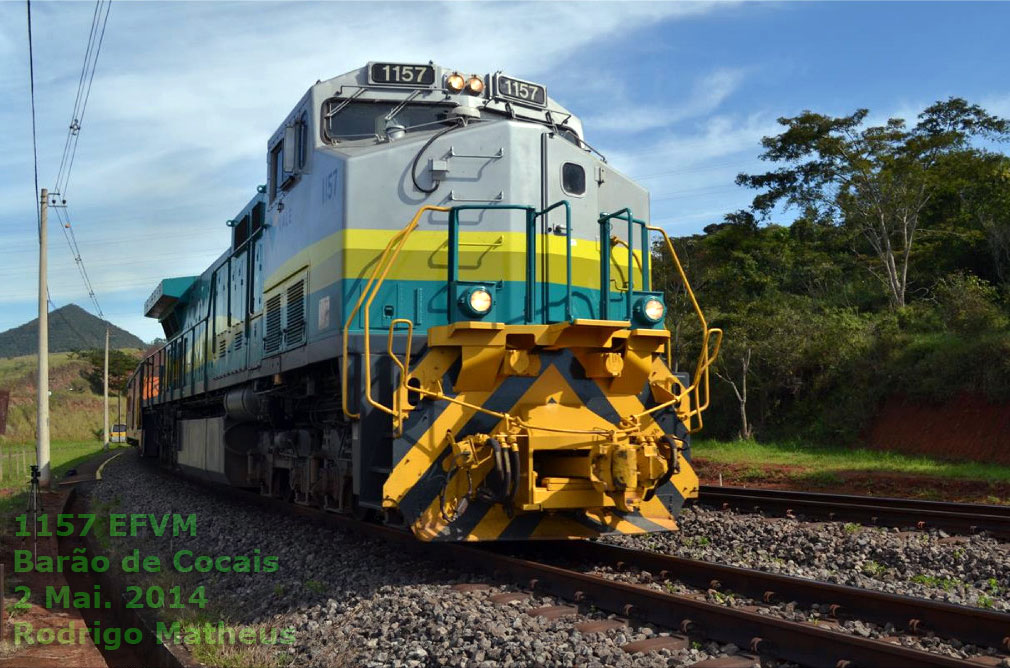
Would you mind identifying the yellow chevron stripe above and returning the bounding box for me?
[464,505,514,541]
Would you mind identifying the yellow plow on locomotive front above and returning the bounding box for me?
[343,204,721,542]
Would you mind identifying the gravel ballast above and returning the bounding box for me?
[604,504,1010,664]
[86,454,758,668]
[610,504,1010,612]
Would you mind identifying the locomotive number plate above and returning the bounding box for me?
[494,74,547,108]
[369,62,436,87]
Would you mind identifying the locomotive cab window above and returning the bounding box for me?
[269,115,308,201]
[269,143,285,200]
[559,127,582,148]
[561,162,586,196]
[322,100,455,142]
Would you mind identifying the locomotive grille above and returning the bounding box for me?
[264,293,283,353]
[285,280,306,345]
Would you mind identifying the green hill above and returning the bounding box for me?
[0,350,140,444]
[0,304,145,358]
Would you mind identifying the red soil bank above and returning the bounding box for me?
[865,394,1010,466]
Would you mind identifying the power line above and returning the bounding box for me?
[26,0,40,237]
[50,204,104,316]
[47,0,112,319]
[53,0,111,201]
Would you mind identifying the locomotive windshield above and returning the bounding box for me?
[322,100,456,141]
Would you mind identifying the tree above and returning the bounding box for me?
[959,154,1010,284]
[71,348,140,395]
[714,346,753,440]
[738,98,1009,309]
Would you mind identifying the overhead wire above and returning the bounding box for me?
[53,0,111,201]
[52,0,98,197]
[25,0,40,237]
[47,0,112,320]
[51,205,104,316]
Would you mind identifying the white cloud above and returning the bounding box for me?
[0,1,742,339]
[586,67,746,132]
[596,111,778,234]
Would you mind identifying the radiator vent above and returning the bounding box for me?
[264,293,283,354]
[285,279,306,346]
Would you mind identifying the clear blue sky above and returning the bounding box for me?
[1,1,1007,342]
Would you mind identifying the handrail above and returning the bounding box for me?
[598,209,651,320]
[447,204,536,323]
[533,200,572,322]
[609,236,644,292]
[632,223,722,432]
[387,318,414,381]
[446,201,571,324]
[341,205,451,419]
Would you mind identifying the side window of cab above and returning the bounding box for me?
[269,112,309,201]
[561,162,586,197]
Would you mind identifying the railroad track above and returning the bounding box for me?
[140,461,1008,667]
[698,485,1010,541]
[455,544,984,668]
[510,540,1010,656]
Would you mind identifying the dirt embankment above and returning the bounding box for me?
[865,394,1010,465]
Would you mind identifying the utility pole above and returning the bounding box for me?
[103,326,109,451]
[37,188,50,488]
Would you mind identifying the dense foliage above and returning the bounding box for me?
[658,98,1010,443]
[70,347,141,395]
[0,304,145,358]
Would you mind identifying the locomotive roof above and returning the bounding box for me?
[272,61,586,148]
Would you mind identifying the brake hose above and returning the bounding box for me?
[644,434,680,502]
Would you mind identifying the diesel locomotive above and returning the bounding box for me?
[125,61,721,542]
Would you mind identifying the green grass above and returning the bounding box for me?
[910,574,960,591]
[304,579,326,594]
[694,438,1010,483]
[0,440,124,518]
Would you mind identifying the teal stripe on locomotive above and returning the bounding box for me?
[337,278,665,332]
[154,276,664,401]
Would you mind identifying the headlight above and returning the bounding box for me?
[466,75,484,95]
[638,297,665,323]
[460,287,492,316]
[446,72,465,93]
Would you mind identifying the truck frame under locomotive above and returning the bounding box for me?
[126,61,721,541]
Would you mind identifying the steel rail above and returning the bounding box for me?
[514,540,1010,654]
[447,545,974,668]
[146,464,983,667]
[698,486,1010,540]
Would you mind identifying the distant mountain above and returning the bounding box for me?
[0,304,145,358]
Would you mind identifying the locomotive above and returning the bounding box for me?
[125,62,721,542]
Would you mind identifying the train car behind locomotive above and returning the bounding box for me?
[125,61,721,541]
